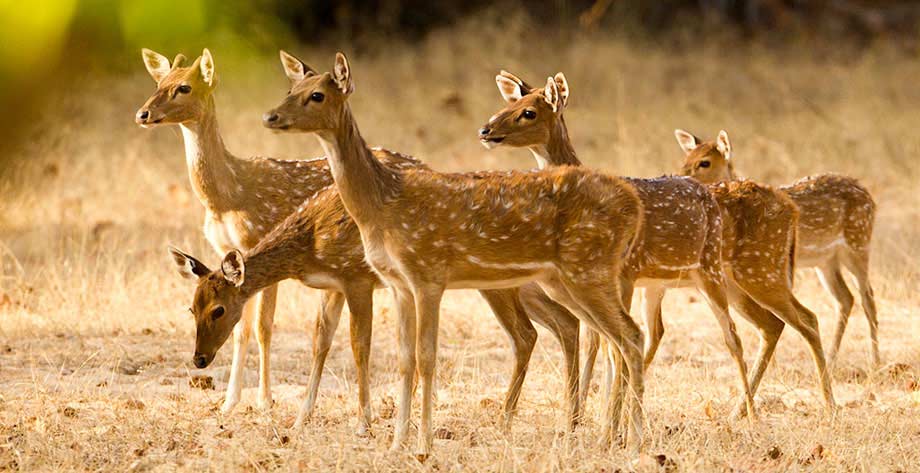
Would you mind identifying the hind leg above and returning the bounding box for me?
[479,288,538,431]
[642,285,666,370]
[724,280,785,419]
[749,290,837,415]
[815,260,855,369]
[692,272,756,420]
[579,329,601,417]
[517,283,582,428]
[842,250,881,368]
[542,277,645,454]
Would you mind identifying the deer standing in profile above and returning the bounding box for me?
[677,134,878,369]
[142,49,584,433]
[264,51,648,458]
[478,71,758,431]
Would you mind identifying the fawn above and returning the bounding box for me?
[677,130,878,368]
[264,51,647,457]
[479,71,757,431]
[135,48,342,413]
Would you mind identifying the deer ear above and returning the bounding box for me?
[199,48,215,86]
[167,246,211,280]
[220,250,245,287]
[279,50,316,84]
[553,72,569,109]
[716,130,732,160]
[674,129,699,155]
[333,52,354,95]
[495,71,524,103]
[142,48,172,83]
[543,76,559,113]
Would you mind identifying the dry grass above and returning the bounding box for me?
[1,15,919,472]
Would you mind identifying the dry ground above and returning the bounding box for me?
[1,16,919,472]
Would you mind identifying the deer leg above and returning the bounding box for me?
[693,272,756,421]
[842,250,881,368]
[413,283,445,461]
[642,285,666,370]
[389,286,417,451]
[343,282,376,436]
[541,276,645,455]
[579,328,601,418]
[602,343,628,447]
[724,281,784,420]
[605,272,636,443]
[750,290,837,416]
[517,283,582,429]
[815,260,855,369]
[573,284,645,456]
[296,290,346,427]
[254,284,278,411]
[222,290,257,414]
[479,288,537,431]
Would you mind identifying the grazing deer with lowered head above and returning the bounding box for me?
[166,162,585,435]
[264,51,647,458]
[677,130,878,369]
[135,48,346,413]
[672,131,836,417]
[479,71,757,431]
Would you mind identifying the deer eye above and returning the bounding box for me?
[210,306,225,321]
[310,92,325,102]
[699,161,711,168]
[177,85,192,94]
[522,110,536,120]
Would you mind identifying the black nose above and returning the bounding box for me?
[263,112,279,124]
[136,110,149,122]
[193,354,208,369]
[478,127,490,138]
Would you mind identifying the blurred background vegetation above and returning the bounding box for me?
[2,0,919,157]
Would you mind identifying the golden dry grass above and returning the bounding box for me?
[2,15,920,472]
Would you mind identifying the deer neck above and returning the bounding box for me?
[178,96,239,212]
[314,105,397,227]
[725,160,738,181]
[529,115,581,169]
[237,232,317,299]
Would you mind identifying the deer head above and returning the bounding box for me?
[478,71,568,150]
[135,48,217,127]
[262,51,353,133]
[167,246,247,369]
[676,129,734,184]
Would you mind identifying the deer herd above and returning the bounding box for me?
[136,48,878,459]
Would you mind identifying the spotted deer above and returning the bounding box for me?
[677,130,879,368]
[135,48,343,414]
[166,171,584,436]
[676,130,836,417]
[478,71,757,430]
[142,49,583,433]
[264,51,647,457]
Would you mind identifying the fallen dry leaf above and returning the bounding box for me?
[766,446,783,460]
[378,395,395,419]
[189,375,214,390]
[434,427,455,440]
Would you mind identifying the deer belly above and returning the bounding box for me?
[446,259,552,289]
